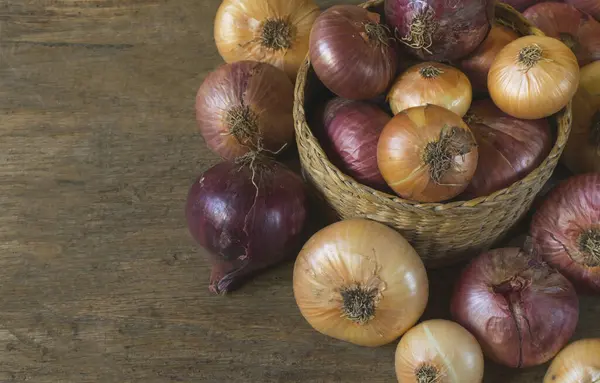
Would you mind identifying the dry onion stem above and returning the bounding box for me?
[424,126,475,184]
[399,7,437,54]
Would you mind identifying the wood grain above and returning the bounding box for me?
[0,0,598,382]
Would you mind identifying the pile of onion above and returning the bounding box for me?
[395,319,484,383]
[195,61,295,160]
[378,104,478,203]
[387,62,472,117]
[544,338,600,383]
[451,246,579,368]
[523,2,600,67]
[186,156,308,294]
[293,219,428,347]
[463,99,552,198]
[309,5,398,100]
[561,61,600,174]
[321,98,390,190]
[384,0,495,61]
[214,0,320,80]
[459,25,519,94]
[531,173,600,293]
[488,35,580,119]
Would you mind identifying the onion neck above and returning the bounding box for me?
[423,125,475,184]
[340,285,377,324]
[419,65,443,79]
[518,44,544,71]
[578,229,600,267]
[493,276,529,368]
[226,105,260,148]
[260,18,293,50]
[415,364,440,383]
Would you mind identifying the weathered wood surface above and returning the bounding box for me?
[0,0,597,382]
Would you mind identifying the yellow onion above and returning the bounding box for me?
[488,36,579,119]
[293,219,428,347]
[387,62,472,117]
[544,338,600,383]
[395,319,484,383]
[378,105,479,203]
[561,61,600,174]
[214,0,320,81]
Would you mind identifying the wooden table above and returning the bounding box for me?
[1,0,597,381]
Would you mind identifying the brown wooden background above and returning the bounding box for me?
[0,0,598,381]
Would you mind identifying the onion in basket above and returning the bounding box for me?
[309,5,398,100]
[523,2,600,67]
[459,24,519,94]
[384,0,495,61]
[293,219,428,347]
[321,98,390,191]
[561,61,600,174]
[214,0,320,80]
[488,35,579,119]
[387,62,472,117]
[377,104,478,203]
[463,99,552,198]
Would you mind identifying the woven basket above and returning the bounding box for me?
[293,0,572,267]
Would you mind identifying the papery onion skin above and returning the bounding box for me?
[186,158,307,294]
[309,5,398,100]
[544,338,600,383]
[459,25,519,94]
[394,319,484,383]
[214,0,320,81]
[565,0,600,21]
[524,2,600,66]
[384,0,495,61]
[531,173,600,293]
[195,61,295,160]
[377,104,478,203]
[387,62,472,117]
[450,247,579,368]
[488,36,580,120]
[463,99,552,198]
[293,219,428,347]
[322,98,391,190]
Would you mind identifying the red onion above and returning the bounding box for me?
[565,0,600,20]
[195,61,295,160]
[384,0,495,61]
[463,99,552,198]
[531,173,600,294]
[185,157,308,294]
[309,5,398,100]
[524,2,600,66]
[321,98,390,190]
[451,247,579,368]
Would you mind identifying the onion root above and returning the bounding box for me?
[579,229,600,266]
[260,18,294,50]
[398,7,437,54]
[419,65,443,78]
[518,44,551,71]
[415,364,440,383]
[340,285,379,324]
[424,126,475,184]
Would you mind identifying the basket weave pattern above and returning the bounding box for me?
[293,0,572,266]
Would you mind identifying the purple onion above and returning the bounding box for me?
[185,158,308,294]
[321,98,391,191]
[385,0,495,61]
